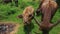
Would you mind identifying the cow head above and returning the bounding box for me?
[18,6,34,25]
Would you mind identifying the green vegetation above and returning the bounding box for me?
[0,0,60,34]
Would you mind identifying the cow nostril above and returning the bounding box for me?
[25,22,27,23]
[25,21,29,24]
[24,22,27,25]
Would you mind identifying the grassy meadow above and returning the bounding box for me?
[0,0,60,34]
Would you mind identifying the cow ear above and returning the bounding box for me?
[17,14,23,18]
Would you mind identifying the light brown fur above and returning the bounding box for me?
[22,6,34,25]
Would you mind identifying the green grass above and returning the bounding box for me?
[0,0,60,34]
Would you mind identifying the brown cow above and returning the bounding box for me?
[18,6,34,34]
[18,6,34,25]
[34,0,60,34]
[36,0,58,22]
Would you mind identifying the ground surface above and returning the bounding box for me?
[0,22,20,34]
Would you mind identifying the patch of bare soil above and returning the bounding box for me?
[58,32,60,34]
[0,22,20,34]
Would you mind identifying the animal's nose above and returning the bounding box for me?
[25,21,27,23]
[24,22,28,25]
[25,21,30,24]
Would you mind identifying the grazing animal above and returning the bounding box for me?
[36,0,58,22]
[18,6,34,25]
[22,6,34,25]
[35,0,58,31]
[18,6,34,34]
[33,0,60,34]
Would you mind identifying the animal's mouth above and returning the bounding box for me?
[24,21,31,25]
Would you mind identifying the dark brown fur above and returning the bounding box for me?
[36,0,58,30]
[36,0,58,22]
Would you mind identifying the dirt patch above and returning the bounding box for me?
[0,22,20,34]
[58,32,60,34]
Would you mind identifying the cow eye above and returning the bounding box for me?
[29,15,32,17]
